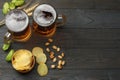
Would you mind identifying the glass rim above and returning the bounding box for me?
[33,4,57,27]
[5,9,29,32]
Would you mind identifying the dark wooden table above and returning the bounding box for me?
[0,0,120,80]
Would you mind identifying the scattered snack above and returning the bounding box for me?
[58,55,63,59]
[32,47,43,57]
[36,53,47,64]
[52,45,57,50]
[61,60,65,66]
[57,47,60,52]
[5,49,14,62]
[50,51,54,55]
[32,47,48,76]
[37,63,48,76]
[61,52,65,57]
[58,60,62,66]
[45,42,50,46]
[49,51,55,59]
[45,38,66,70]
[52,57,57,62]
[46,47,50,52]
[51,64,56,69]
[57,65,62,69]
[32,47,47,64]
[12,49,35,73]
[48,38,53,43]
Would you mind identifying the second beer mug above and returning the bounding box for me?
[33,4,66,37]
[4,9,31,42]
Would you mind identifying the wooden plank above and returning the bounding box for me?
[0,68,120,80]
[108,71,120,80]
[38,0,120,9]
[0,69,110,80]
[1,27,120,69]
[1,9,120,28]
[0,8,120,72]
[0,0,120,9]
[56,9,120,28]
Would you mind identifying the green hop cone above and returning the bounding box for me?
[3,2,9,9]
[5,49,15,62]
[12,0,25,6]
[2,8,10,15]
[2,43,11,51]
[11,0,17,3]
[2,2,10,15]
[9,2,15,10]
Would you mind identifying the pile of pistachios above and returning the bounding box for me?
[45,38,66,70]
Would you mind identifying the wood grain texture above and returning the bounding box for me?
[0,0,120,9]
[0,0,120,80]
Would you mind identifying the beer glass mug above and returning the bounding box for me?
[4,9,31,42]
[33,4,66,37]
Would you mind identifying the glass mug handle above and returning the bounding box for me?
[4,31,12,44]
[56,14,66,27]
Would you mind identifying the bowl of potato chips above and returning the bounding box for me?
[12,49,35,73]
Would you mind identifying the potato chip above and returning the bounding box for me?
[36,53,47,64]
[32,47,43,57]
[37,63,48,76]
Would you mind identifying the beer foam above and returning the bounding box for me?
[5,10,29,32]
[33,4,57,27]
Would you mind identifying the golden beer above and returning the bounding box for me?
[33,21,56,37]
[5,9,31,42]
[33,4,57,37]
